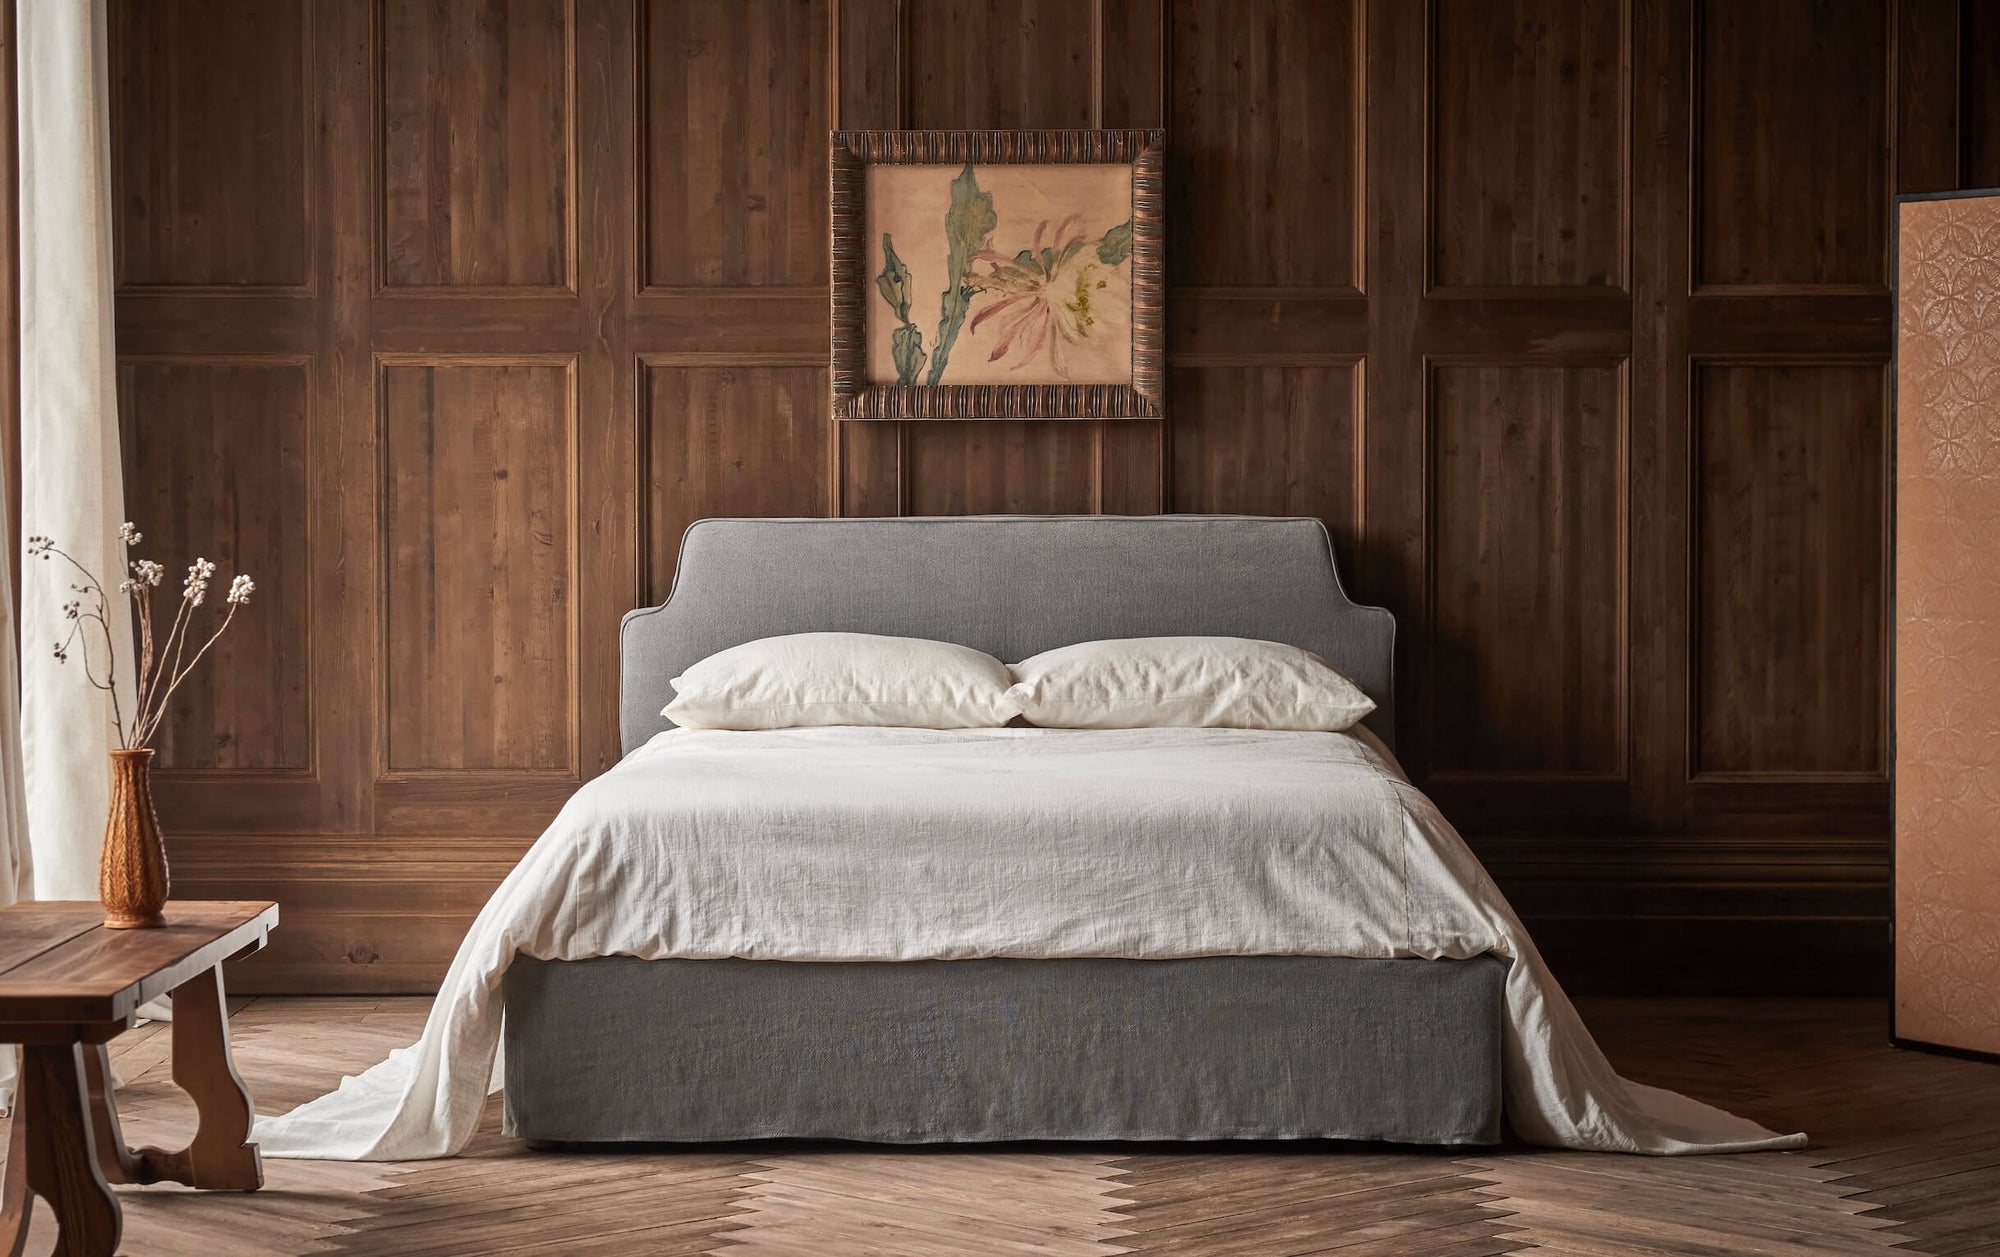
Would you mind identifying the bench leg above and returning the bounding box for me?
[133,966,262,1192]
[1,1064,30,1257]
[19,1044,121,1257]
[80,1046,147,1187]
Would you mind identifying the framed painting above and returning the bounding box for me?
[830,129,1165,420]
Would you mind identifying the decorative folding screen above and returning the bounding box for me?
[1895,189,2000,1058]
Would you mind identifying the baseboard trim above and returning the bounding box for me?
[1890,1035,2000,1065]
[1525,915,1890,996]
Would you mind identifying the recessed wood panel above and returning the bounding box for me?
[1169,0,1361,288]
[904,1,1096,129]
[1430,0,1625,289]
[380,0,571,289]
[382,361,574,773]
[117,360,311,770]
[1968,3,2000,187]
[111,0,310,288]
[905,424,1098,515]
[1694,0,1888,288]
[1430,364,1625,776]
[643,363,829,599]
[1170,365,1361,552]
[838,422,904,517]
[641,0,827,287]
[1097,419,1168,515]
[1694,363,1885,775]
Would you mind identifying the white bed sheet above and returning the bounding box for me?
[254,726,1805,1159]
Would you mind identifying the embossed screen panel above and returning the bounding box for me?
[1895,190,2000,1057]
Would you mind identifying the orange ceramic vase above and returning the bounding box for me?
[101,748,169,929]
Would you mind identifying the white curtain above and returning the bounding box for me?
[17,0,133,903]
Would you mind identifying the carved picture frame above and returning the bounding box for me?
[830,129,1166,420]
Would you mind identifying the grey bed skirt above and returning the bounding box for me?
[502,954,1508,1148]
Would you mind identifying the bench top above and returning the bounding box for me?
[0,901,277,1025]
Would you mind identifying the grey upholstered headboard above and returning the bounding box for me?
[619,515,1395,754]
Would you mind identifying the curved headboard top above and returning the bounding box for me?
[620,514,1395,754]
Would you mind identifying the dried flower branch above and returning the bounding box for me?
[30,534,127,743]
[33,523,254,751]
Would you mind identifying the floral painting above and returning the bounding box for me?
[865,163,1136,386]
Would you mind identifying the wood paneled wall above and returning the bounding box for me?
[102,0,1998,994]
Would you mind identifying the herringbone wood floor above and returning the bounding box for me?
[5,996,1997,1255]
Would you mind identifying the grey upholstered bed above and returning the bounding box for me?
[503,515,1507,1147]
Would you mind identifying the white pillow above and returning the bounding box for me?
[666,632,1020,730]
[1007,636,1376,732]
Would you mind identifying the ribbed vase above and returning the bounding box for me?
[101,748,169,929]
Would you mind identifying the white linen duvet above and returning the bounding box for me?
[255,726,1805,1160]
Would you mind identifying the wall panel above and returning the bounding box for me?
[1169,365,1362,555]
[643,362,829,600]
[903,0,1097,130]
[1168,0,1362,290]
[1429,0,1627,290]
[1693,0,1890,289]
[1692,361,1886,777]
[104,0,1980,994]
[904,423,1100,515]
[111,0,312,289]
[1968,1,2000,187]
[117,359,313,771]
[379,0,573,291]
[1428,363,1626,778]
[640,0,827,288]
[381,360,575,775]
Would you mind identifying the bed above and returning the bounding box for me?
[251,515,1801,1161]
[501,514,1507,1147]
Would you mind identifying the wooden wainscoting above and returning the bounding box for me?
[95,0,2000,994]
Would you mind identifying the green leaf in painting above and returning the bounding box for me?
[926,162,998,386]
[875,233,913,321]
[1096,220,1133,266]
[891,323,927,386]
[877,233,926,384]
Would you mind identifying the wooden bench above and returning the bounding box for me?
[0,900,277,1257]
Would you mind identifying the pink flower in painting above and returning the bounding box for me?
[967,214,1128,378]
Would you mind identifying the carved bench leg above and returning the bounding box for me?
[20,1044,121,1257]
[0,1065,31,1257]
[134,965,262,1192]
[80,1046,149,1187]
